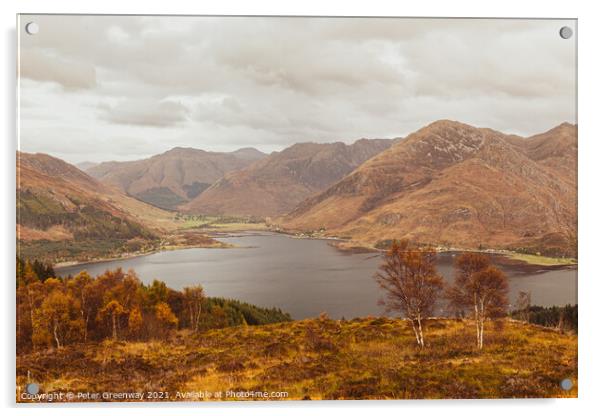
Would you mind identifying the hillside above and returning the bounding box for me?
[17,152,177,261]
[510,122,577,185]
[181,139,393,217]
[281,121,577,257]
[87,147,266,210]
[16,317,577,401]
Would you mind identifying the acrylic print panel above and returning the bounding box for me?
[16,15,577,402]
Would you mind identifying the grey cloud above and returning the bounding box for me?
[99,99,189,127]
[18,15,577,163]
[399,21,575,99]
[20,48,96,89]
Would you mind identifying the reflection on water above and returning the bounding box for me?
[57,232,577,319]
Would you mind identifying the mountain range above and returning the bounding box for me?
[180,139,393,217]
[86,147,266,210]
[280,121,577,257]
[18,120,577,259]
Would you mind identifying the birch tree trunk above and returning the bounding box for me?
[417,315,425,348]
[478,298,485,349]
[410,320,422,347]
[53,319,61,348]
[474,296,480,349]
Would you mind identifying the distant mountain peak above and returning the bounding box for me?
[161,147,208,157]
[544,122,577,134]
[159,146,266,161]
[181,138,393,217]
[86,146,267,210]
[233,146,262,152]
[423,119,469,130]
[231,147,266,161]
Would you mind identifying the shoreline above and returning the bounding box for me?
[54,241,234,270]
[277,230,577,268]
[53,227,577,271]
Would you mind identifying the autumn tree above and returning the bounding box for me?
[155,302,178,336]
[20,261,39,287]
[17,279,45,351]
[39,289,83,348]
[67,271,96,342]
[20,275,47,350]
[16,286,32,352]
[17,265,291,350]
[128,306,144,339]
[183,285,205,331]
[16,262,37,350]
[93,269,144,339]
[99,300,127,340]
[374,239,444,348]
[446,253,509,349]
[120,271,144,311]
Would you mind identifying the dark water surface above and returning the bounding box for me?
[57,232,577,319]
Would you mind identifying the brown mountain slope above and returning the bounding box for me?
[281,121,577,257]
[87,147,266,210]
[181,139,393,217]
[518,122,577,184]
[17,152,178,260]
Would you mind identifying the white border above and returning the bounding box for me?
[2,1,601,415]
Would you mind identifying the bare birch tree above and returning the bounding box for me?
[447,253,509,349]
[374,239,443,348]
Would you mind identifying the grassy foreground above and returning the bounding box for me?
[16,317,577,401]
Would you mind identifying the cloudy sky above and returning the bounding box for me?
[18,15,576,164]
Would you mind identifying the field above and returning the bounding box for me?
[17,317,577,401]
[506,252,577,266]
